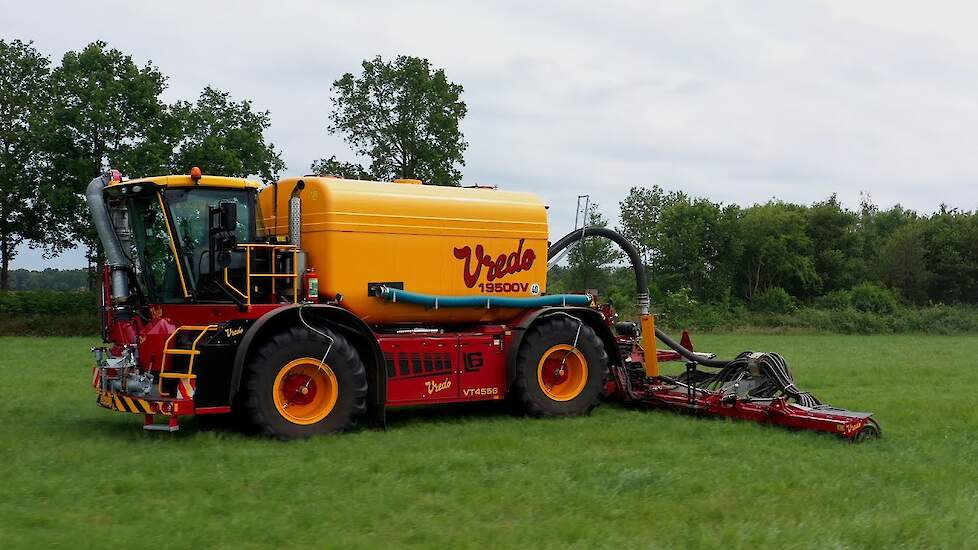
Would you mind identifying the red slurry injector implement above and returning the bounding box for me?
[548,228,880,442]
[86,169,878,440]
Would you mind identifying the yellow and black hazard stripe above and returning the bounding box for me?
[97,392,156,414]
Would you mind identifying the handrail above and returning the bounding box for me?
[222,244,300,306]
[157,325,217,396]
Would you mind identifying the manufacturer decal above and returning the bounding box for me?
[225,326,244,338]
[530,283,541,295]
[425,377,452,395]
[453,239,536,288]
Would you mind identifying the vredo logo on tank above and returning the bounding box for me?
[453,239,539,294]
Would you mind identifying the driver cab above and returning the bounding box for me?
[105,170,298,306]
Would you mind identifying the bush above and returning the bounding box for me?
[849,283,899,315]
[0,290,97,315]
[0,291,99,336]
[749,287,797,314]
[660,287,699,328]
[817,289,852,311]
[651,301,978,335]
[0,313,99,336]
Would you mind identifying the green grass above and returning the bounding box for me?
[2,334,977,549]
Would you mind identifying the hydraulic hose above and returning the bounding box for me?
[547,226,732,367]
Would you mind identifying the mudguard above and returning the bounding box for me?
[505,306,621,389]
[230,304,386,423]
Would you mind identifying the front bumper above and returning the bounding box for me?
[95,388,194,416]
[92,345,196,418]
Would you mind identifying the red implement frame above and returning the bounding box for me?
[608,337,879,441]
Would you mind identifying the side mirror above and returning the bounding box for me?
[208,201,238,271]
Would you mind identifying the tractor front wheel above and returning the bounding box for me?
[514,315,607,416]
[241,326,367,439]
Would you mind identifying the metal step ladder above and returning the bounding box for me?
[158,325,218,396]
[145,325,217,431]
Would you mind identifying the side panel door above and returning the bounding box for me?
[458,327,507,401]
[382,334,460,404]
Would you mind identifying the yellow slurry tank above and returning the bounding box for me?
[259,177,550,324]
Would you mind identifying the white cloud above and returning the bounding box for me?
[5,0,978,269]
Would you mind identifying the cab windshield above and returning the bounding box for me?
[123,187,256,303]
[167,188,254,292]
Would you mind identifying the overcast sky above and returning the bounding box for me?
[5,0,978,269]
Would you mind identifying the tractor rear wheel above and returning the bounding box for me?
[514,315,607,416]
[241,326,367,439]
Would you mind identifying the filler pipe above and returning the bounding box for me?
[548,227,650,315]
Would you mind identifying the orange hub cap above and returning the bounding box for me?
[536,344,588,401]
[273,357,339,425]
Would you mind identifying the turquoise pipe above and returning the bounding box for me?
[374,286,592,309]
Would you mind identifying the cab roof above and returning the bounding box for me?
[108,174,262,190]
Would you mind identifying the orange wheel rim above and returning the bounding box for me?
[536,344,588,402]
[272,357,339,425]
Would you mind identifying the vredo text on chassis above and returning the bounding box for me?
[87,168,879,440]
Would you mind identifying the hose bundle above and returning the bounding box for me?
[675,351,822,407]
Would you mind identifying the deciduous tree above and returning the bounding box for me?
[654,194,739,301]
[738,202,818,300]
[309,155,371,180]
[45,41,170,277]
[805,194,862,294]
[876,223,931,303]
[0,39,51,290]
[326,55,467,185]
[618,185,666,266]
[171,86,284,179]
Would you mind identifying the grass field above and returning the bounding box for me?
[2,334,977,549]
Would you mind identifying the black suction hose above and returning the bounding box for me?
[548,227,648,301]
[547,226,732,368]
[651,326,729,368]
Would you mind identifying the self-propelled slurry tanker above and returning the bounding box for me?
[87,168,879,440]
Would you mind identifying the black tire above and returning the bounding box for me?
[514,315,608,416]
[241,326,367,439]
[852,419,882,443]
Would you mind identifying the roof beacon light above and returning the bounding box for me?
[190,166,202,183]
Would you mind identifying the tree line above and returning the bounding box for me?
[2,268,88,291]
[552,187,978,311]
[1,39,468,291]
